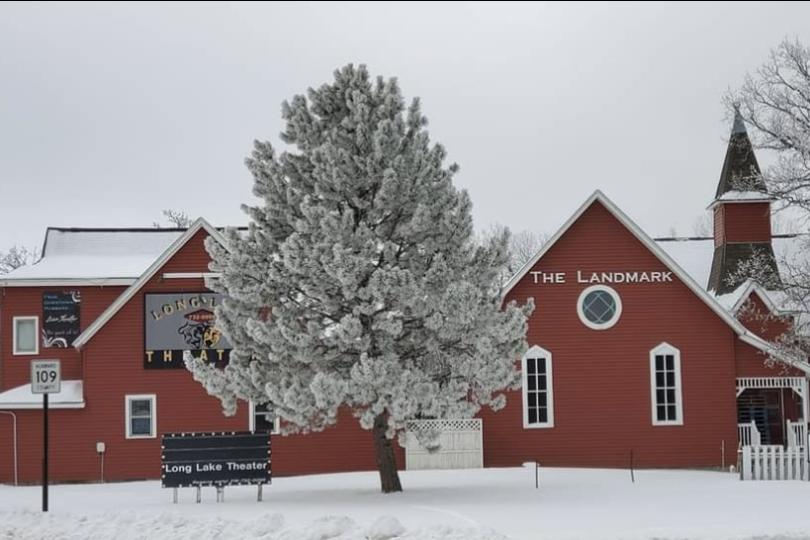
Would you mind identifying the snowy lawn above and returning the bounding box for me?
[1,466,809,539]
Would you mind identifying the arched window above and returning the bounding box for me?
[522,345,554,428]
[649,342,683,426]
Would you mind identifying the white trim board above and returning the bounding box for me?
[73,218,229,349]
[521,345,554,429]
[162,272,221,279]
[649,342,684,427]
[500,190,810,373]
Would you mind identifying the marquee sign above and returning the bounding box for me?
[530,270,674,285]
[161,432,271,488]
[42,291,81,348]
[144,293,231,369]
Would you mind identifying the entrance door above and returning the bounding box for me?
[738,390,784,445]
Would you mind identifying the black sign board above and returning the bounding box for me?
[161,432,271,488]
[144,293,232,369]
[42,291,81,348]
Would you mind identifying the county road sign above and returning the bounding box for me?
[31,360,61,394]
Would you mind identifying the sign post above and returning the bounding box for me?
[31,360,61,513]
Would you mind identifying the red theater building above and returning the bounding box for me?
[1,113,809,484]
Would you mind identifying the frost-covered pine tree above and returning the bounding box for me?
[188,64,533,493]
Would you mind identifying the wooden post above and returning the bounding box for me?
[629,450,635,483]
[196,486,201,504]
[741,445,751,480]
[257,484,263,502]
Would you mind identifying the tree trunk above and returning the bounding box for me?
[372,413,403,493]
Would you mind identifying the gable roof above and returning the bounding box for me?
[501,190,810,374]
[72,218,228,349]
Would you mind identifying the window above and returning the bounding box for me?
[13,316,39,355]
[249,402,280,434]
[649,343,683,426]
[522,345,554,428]
[125,395,156,438]
[577,285,622,330]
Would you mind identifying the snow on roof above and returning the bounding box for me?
[1,255,161,281]
[654,237,714,291]
[713,190,775,204]
[655,233,810,306]
[0,380,84,409]
[42,228,186,257]
[1,228,184,282]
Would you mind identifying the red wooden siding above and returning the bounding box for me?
[718,203,772,244]
[498,201,738,469]
[1,230,401,484]
[735,293,803,378]
[0,286,126,390]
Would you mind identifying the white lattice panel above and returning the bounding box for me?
[405,419,483,470]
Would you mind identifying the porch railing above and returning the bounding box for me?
[738,421,761,448]
[787,419,807,449]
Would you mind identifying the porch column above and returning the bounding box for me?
[804,377,809,426]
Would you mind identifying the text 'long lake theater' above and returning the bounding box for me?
[2,112,810,484]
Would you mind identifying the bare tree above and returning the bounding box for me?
[692,212,713,237]
[480,224,547,285]
[0,245,40,274]
[726,37,810,369]
[727,38,810,213]
[153,209,193,228]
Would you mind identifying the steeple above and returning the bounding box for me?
[707,110,779,295]
[715,107,767,198]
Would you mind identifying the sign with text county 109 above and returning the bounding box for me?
[31,360,61,394]
[161,432,271,488]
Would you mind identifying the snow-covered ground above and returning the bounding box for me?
[1,467,809,540]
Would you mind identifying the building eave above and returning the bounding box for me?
[738,332,810,375]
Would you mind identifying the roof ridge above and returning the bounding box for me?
[45,226,249,233]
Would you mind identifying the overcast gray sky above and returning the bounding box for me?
[1,2,809,253]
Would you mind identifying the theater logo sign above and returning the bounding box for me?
[144,293,231,369]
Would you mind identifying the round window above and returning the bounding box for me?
[577,285,622,330]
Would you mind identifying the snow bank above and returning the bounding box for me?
[0,510,504,540]
[1,467,810,539]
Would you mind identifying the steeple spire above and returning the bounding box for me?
[730,105,747,135]
[715,109,767,198]
[707,109,778,294]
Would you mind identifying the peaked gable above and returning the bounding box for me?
[72,218,228,348]
[502,191,810,374]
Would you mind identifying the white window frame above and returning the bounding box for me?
[577,284,623,330]
[125,394,157,439]
[649,342,683,426]
[249,401,280,435]
[522,345,554,429]
[12,316,39,355]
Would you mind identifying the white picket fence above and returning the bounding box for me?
[404,418,483,470]
[740,445,809,480]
